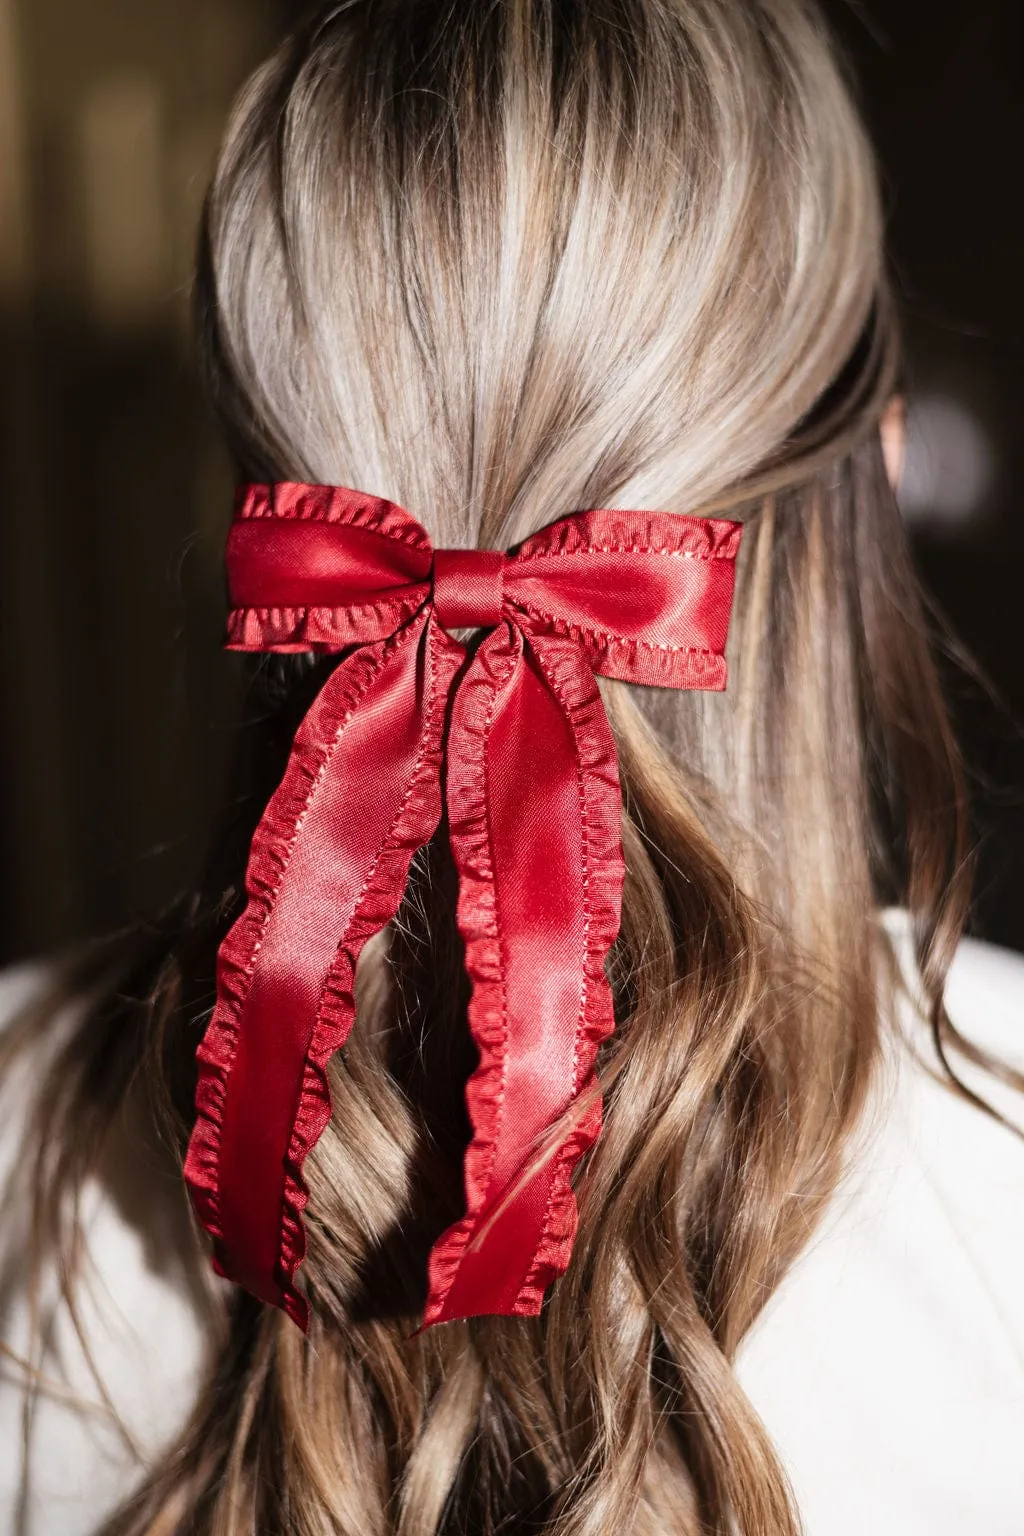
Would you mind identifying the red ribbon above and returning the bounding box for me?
[184,483,741,1330]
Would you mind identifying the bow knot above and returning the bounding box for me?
[432,547,506,631]
[185,481,741,1332]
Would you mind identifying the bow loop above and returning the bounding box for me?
[185,482,741,1331]
[503,508,741,687]
[224,482,434,653]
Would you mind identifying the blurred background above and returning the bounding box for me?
[0,0,1021,966]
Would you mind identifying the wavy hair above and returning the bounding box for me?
[1,1,994,1531]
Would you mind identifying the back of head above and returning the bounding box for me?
[23,3,974,1533]
[207,0,886,520]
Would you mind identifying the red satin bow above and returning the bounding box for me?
[184,482,741,1330]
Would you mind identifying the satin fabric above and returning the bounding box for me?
[184,482,741,1330]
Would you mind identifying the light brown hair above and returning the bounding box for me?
[2,2,1003,1531]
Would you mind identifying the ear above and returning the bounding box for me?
[880,396,906,492]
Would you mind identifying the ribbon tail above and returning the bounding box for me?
[185,610,462,1329]
[424,627,625,1327]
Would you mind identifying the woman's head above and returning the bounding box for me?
[13,4,976,1534]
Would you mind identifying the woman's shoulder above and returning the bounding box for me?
[943,923,1024,1069]
[886,900,1024,1036]
[738,912,1024,1536]
[0,961,210,1536]
[950,923,1024,1004]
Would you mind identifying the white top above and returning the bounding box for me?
[1,912,1022,1535]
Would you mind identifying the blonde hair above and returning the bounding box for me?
[4,2,994,1531]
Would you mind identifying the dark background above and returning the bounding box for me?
[0,0,1021,966]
